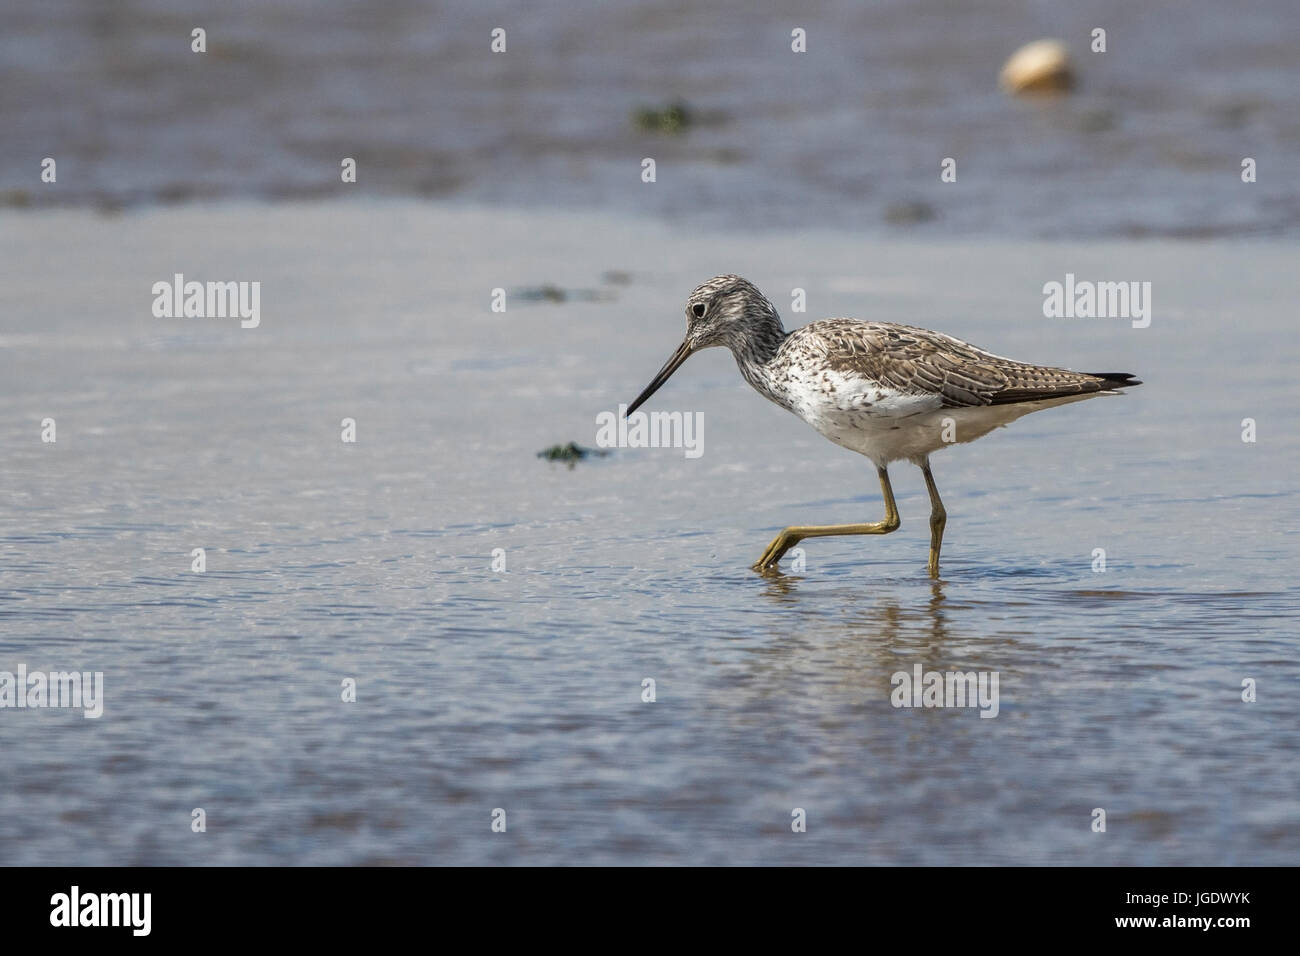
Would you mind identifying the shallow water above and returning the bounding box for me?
[3,0,1299,237]
[0,203,1296,864]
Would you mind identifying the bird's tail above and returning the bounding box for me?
[1088,372,1142,389]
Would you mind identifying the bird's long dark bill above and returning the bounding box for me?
[626,339,692,416]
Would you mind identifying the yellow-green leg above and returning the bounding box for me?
[920,457,947,578]
[751,466,900,572]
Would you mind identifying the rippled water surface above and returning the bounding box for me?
[1,204,1296,864]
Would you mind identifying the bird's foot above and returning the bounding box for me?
[751,531,801,573]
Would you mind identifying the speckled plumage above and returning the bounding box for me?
[641,275,1139,467]
[786,318,1133,408]
[625,275,1141,573]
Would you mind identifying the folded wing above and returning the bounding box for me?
[800,319,1141,408]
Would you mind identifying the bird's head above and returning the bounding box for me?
[626,275,781,415]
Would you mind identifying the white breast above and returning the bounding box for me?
[779,365,1103,467]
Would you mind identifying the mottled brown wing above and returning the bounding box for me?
[805,320,1139,407]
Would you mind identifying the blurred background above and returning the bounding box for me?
[3,0,1298,236]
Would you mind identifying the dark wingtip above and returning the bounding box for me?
[1089,372,1142,389]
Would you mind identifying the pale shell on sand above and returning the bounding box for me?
[999,40,1074,95]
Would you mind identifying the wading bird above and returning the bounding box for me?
[626,275,1140,576]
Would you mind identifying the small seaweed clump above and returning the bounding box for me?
[514,284,616,304]
[537,442,610,469]
[633,100,693,134]
[516,284,568,303]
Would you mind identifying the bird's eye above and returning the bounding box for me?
[692,303,706,318]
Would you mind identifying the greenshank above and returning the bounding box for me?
[626,275,1140,576]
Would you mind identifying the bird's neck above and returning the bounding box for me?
[728,312,791,408]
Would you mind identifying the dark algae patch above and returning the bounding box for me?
[537,442,610,468]
[633,100,693,134]
[514,284,615,304]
